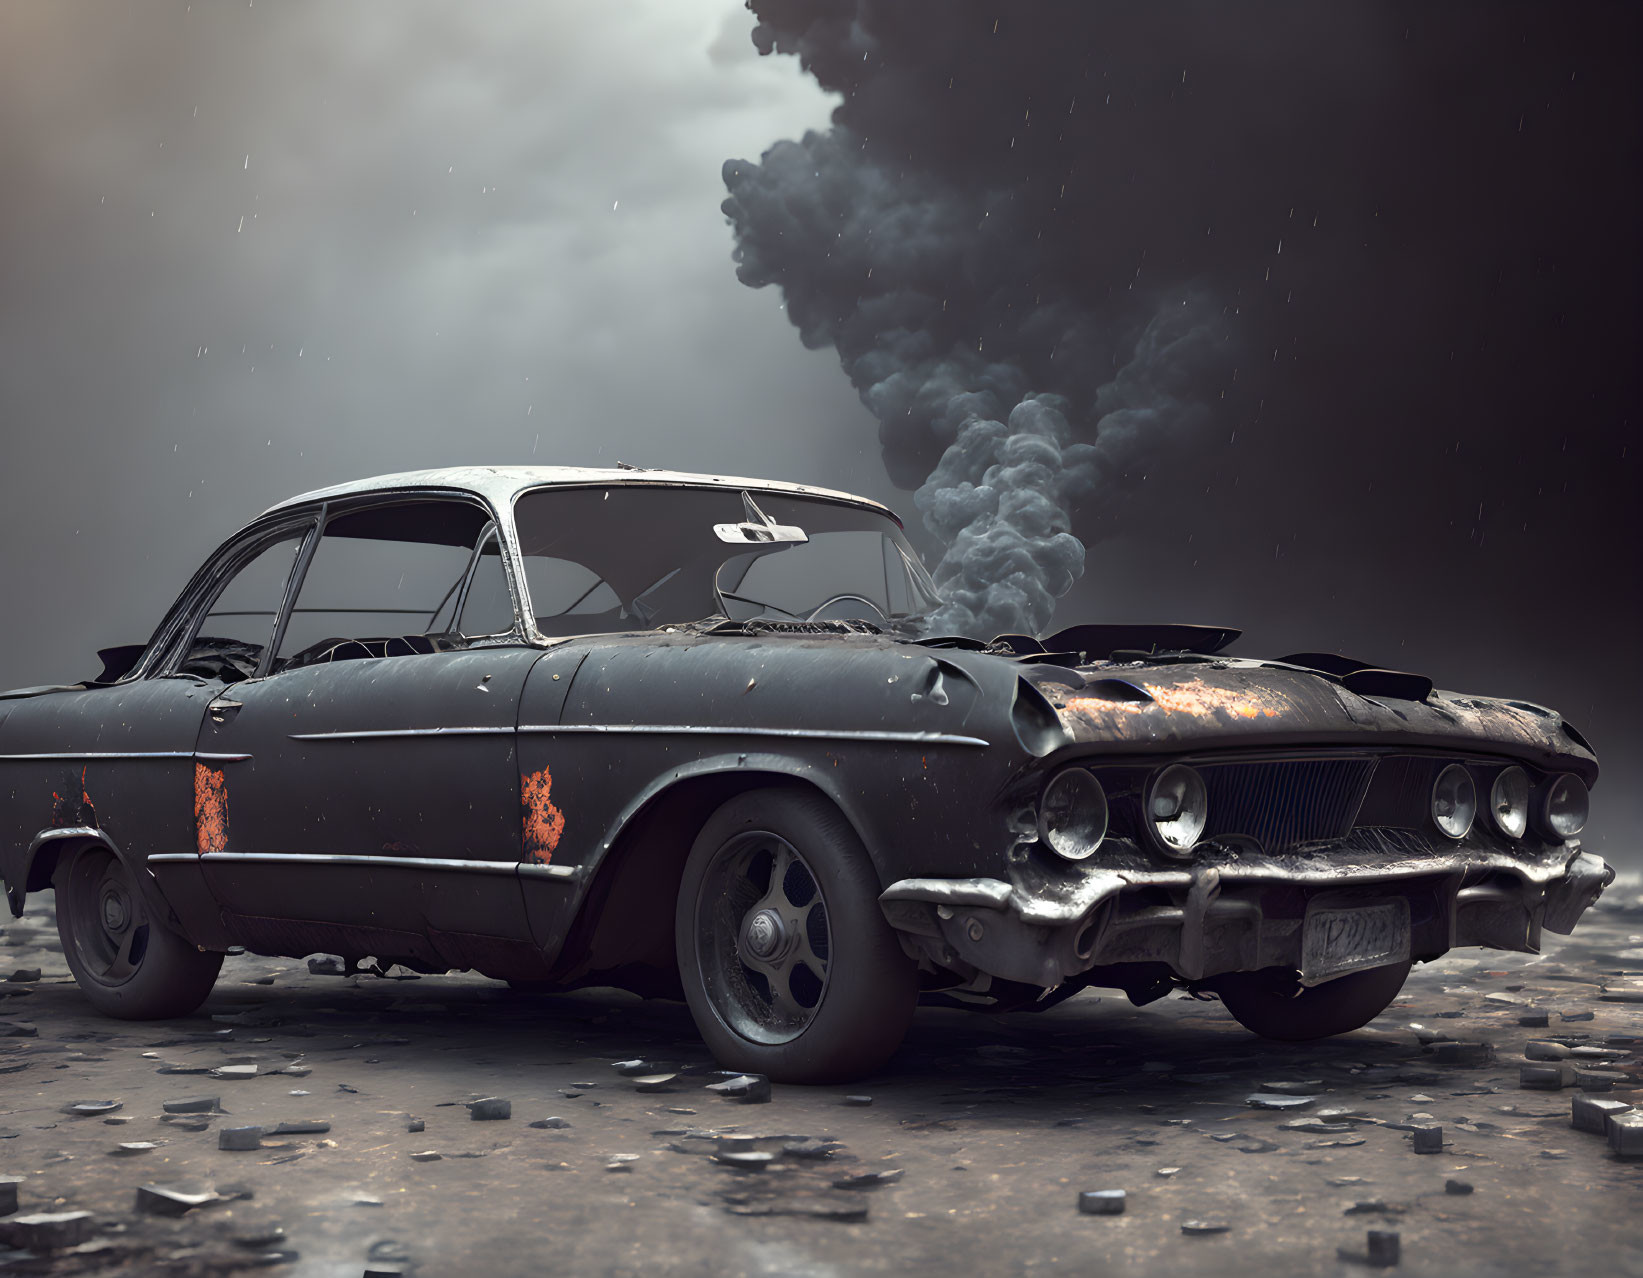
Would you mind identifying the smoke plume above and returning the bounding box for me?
[721,3,1229,637]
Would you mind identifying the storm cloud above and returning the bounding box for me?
[0,0,877,679]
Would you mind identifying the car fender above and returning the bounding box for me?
[533,750,883,980]
[585,750,877,883]
[7,826,183,933]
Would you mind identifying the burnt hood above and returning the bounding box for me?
[1023,656,1598,782]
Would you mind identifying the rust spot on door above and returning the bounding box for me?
[195,762,228,855]
[521,766,565,865]
[51,766,98,828]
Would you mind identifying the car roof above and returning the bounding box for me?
[260,465,900,525]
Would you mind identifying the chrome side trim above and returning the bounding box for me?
[195,852,523,874]
[287,727,514,742]
[283,725,989,747]
[519,863,581,881]
[0,751,252,762]
[161,851,582,881]
[520,724,990,747]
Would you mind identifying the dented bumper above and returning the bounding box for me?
[881,846,1614,991]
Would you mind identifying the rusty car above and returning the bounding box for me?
[0,466,1611,1081]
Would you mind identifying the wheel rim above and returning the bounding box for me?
[63,850,149,988]
[693,830,833,1045]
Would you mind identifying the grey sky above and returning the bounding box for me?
[0,0,890,681]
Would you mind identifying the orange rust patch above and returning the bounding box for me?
[1063,695,1151,719]
[1065,676,1287,723]
[79,766,98,826]
[194,762,228,855]
[521,766,565,865]
[1140,678,1285,719]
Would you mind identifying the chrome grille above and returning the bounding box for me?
[1199,757,1377,852]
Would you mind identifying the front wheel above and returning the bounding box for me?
[675,788,916,1083]
[54,845,222,1019]
[1213,960,1411,1041]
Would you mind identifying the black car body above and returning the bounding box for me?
[0,467,1610,1080]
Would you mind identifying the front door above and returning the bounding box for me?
[193,496,541,970]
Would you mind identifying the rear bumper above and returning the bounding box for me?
[880,846,1613,990]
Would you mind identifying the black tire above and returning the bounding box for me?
[675,787,916,1083]
[54,845,222,1019]
[1213,960,1411,1041]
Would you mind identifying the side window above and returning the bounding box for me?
[181,532,306,683]
[274,501,491,670]
[455,538,516,637]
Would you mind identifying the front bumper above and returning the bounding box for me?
[880,845,1613,990]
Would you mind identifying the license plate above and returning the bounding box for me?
[1300,899,1411,987]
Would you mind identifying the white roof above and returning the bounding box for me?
[261,465,899,523]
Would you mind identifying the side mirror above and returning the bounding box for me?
[713,492,808,545]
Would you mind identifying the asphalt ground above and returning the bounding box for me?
[1,878,1641,1277]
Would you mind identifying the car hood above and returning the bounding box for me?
[1022,656,1598,782]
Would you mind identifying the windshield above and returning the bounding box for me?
[511,486,940,636]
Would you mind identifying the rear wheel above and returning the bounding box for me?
[1213,960,1411,1041]
[54,846,221,1019]
[676,788,916,1083]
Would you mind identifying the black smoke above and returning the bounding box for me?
[719,1,1641,652]
[722,6,1238,635]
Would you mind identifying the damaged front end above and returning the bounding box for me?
[879,649,1610,1007]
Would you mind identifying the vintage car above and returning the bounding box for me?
[0,467,1610,1081]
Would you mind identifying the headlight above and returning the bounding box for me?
[1038,767,1108,861]
[1431,763,1477,839]
[1536,773,1588,840]
[1146,764,1207,857]
[1489,766,1529,839]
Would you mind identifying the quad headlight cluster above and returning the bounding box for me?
[1036,758,1588,863]
[1430,763,1587,842]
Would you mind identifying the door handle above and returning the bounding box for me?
[208,697,243,720]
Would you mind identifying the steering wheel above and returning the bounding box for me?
[805,594,888,623]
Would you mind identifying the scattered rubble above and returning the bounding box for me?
[1077,1189,1126,1215]
[1609,1112,1643,1158]
[218,1126,264,1151]
[0,1210,95,1251]
[162,1096,221,1114]
[134,1184,217,1217]
[0,888,1637,1272]
[1366,1230,1401,1267]
[706,1074,772,1104]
